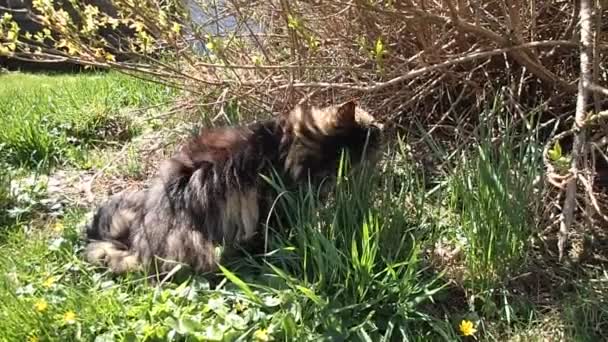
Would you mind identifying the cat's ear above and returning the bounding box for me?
[336,101,356,127]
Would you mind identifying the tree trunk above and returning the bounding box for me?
[558,0,594,261]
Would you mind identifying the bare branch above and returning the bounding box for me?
[559,0,594,261]
[346,1,577,91]
[0,5,28,13]
[586,82,608,97]
[270,40,578,93]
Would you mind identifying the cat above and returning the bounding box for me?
[83,100,384,275]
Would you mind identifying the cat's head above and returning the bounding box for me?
[281,100,384,183]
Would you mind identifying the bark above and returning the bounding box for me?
[558,0,594,261]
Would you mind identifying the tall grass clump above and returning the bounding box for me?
[447,98,543,293]
[220,147,454,340]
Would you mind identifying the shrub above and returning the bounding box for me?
[0,0,597,130]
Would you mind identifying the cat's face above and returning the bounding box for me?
[283,101,384,183]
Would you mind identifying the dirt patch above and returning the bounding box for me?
[43,124,189,214]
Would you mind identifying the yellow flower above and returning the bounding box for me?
[62,310,77,324]
[234,299,248,313]
[33,299,48,312]
[7,30,17,41]
[253,328,270,342]
[52,222,64,233]
[171,22,182,34]
[42,276,55,288]
[104,53,115,62]
[27,335,39,342]
[458,319,477,336]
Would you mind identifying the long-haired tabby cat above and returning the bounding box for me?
[84,100,384,275]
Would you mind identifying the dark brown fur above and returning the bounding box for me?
[84,101,383,275]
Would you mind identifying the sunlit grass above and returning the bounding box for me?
[447,99,542,294]
[0,73,605,341]
[0,71,174,169]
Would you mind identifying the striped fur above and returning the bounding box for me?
[83,101,383,275]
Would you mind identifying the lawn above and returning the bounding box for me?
[0,71,606,342]
[0,72,172,169]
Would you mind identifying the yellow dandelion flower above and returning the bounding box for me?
[52,222,64,233]
[42,276,55,288]
[253,328,270,342]
[458,319,477,337]
[33,298,48,312]
[62,310,77,324]
[27,335,39,342]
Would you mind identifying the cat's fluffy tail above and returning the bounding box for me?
[83,191,145,274]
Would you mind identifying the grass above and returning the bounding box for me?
[447,100,542,294]
[0,72,606,341]
[0,71,174,170]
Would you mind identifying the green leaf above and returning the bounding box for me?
[262,295,281,307]
[200,324,224,341]
[295,285,324,305]
[287,14,300,30]
[282,313,297,340]
[180,316,203,334]
[548,140,562,161]
[218,264,261,305]
[225,312,247,330]
[356,327,373,342]
[374,38,385,57]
